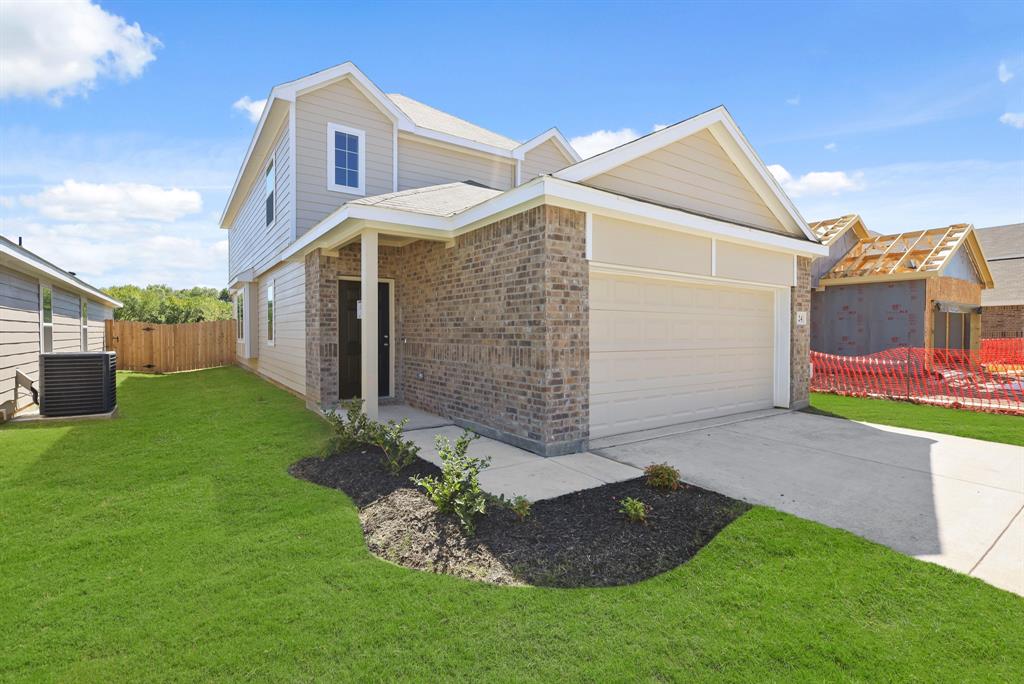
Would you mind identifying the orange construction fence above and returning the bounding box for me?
[810,340,1024,415]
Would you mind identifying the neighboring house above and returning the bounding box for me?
[0,236,121,419]
[808,215,994,356]
[221,62,827,455]
[975,223,1023,338]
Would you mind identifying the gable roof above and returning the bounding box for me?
[820,223,994,288]
[554,106,818,243]
[0,235,122,308]
[386,94,520,151]
[977,223,1023,306]
[808,214,871,246]
[220,62,576,228]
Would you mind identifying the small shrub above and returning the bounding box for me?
[321,399,372,456]
[367,418,420,474]
[507,495,532,521]
[619,496,648,523]
[644,463,681,491]
[411,430,489,535]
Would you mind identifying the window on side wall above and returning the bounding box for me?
[81,299,88,351]
[266,281,275,345]
[236,292,245,341]
[265,158,275,226]
[327,123,365,195]
[40,285,53,353]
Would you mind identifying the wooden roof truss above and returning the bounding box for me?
[825,224,974,281]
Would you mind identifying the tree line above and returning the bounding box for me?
[103,284,234,324]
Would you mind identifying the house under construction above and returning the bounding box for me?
[809,215,994,356]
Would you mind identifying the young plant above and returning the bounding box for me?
[619,496,648,523]
[366,418,420,475]
[507,495,532,522]
[644,463,681,491]
[321,399,372,457]
[410,430,489,535]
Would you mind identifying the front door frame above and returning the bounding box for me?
[338,275,396,399]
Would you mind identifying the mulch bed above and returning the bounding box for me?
[289,448,750,588]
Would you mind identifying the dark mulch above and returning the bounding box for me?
[290,448,750,588]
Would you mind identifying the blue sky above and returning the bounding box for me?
[1,0,1022,288]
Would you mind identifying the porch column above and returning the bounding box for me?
[360,230,379,420]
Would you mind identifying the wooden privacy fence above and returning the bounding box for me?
[105,319,235,373]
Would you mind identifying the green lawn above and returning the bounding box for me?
[2,368,1021,681]
[808,392,1024,446]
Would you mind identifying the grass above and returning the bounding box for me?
[2,367,1021,681]
[808,392,1024,446]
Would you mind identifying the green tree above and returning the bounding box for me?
[104,284,233,324]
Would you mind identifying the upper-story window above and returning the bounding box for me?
[264,158,275,226]
[327,123,365,195]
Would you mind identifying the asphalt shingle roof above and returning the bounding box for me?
[349,181,503,217]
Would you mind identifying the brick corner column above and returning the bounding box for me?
[790,255,812,409]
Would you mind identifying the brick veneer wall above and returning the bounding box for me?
[790,256,812,408]
[304,205,589,455]
[397,205,588,455]
[981,305,1024,338]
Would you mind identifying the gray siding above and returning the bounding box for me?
[1,264,40,411]
[295,78,395,236]
[520,139,572,183]
[237,261,306,395]
[228,121,293,281]
[811,281,926,356]
[87,301,113,351]
[52,287,81,353]
[584,129,788,234]
[398,136,514,192]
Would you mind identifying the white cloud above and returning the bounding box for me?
[769,164,865,197]
[19,180,202,222]
[569,124,666,159]
[0,196,15,209]
[999,112,1024,129]
[824,142,837,151]
[786,96,800,106]
[0,0,160,103]
[232,96,267,123]
[998,61,1014,84]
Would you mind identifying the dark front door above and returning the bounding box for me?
[338,280,390,399]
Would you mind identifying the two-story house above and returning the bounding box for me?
[222,62,827,456]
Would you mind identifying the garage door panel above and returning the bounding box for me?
[590,271,776,439]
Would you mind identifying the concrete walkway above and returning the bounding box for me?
[595,411,1024,596]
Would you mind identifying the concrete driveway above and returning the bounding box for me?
[596,410,1024,596]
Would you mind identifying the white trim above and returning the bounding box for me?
[80,298,88,351]
[585,212,593,261]
[392,126,398,192]
[235,291,245,342]
[39,282,53,353]
[266,279,276,347]
[1,237,121,308]
[773,288,792,408]
[792,254,798,287]
[553,106,818,243]
[288,100,298,242]
[515,159,521,186]
[327,122,367,196]
[279,176,827,268]
[264,152,277,228]
[513,127,581,164]
[711,239,717,276]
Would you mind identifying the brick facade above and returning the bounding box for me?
[304,205,589,455]
[790,256,812,409]
[981,305,1024,338]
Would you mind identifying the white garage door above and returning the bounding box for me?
[590,271,776,439]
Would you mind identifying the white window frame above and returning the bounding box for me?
[264,153,276,228]
[327,122,366,195]
[81,298,89,351]
[266,279,275,347]
[39,283,53,353]
[236,291,245,342]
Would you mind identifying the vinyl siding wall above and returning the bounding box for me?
[583,130,788,234]
[1,265,40,411]
[228,121,293,281]
[520,139,572,183]
[51,287,81,353]
[398,135,514,191]
[295,78,395,236]
[237,261,306,395]
[87,303,113,351]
